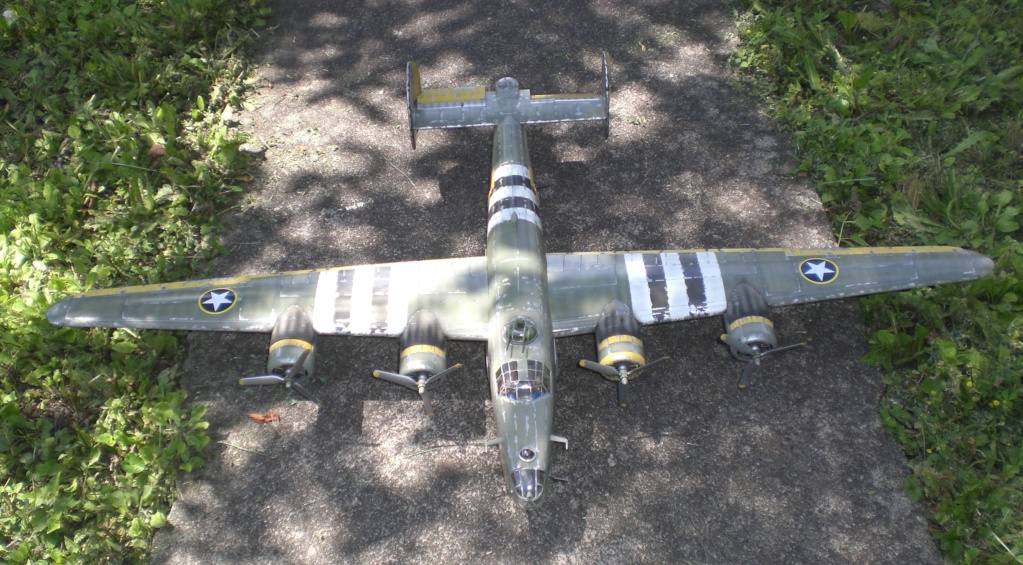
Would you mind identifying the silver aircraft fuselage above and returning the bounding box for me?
[484,87,556,508]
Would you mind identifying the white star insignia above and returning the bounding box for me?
[202,290,234,312]
[802,261,835,282]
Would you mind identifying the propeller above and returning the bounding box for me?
[578,356,670,408]
[721,336,809,389]
[237,349,318,403]
[372,363,463,417]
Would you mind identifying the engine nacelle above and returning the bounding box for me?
[267,306,316,377]
[398,309,446,377]
[594,300,646,371]
[721,282,777,360]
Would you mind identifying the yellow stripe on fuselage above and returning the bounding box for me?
[531,93,600,100]
[782,246,959,256]
[417,86,485,104]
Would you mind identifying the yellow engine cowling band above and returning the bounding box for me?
[721,283,777,360]
[597,334,646,367]
[267,306,316,377]
[399,344,446,376]
[722,317,777,349]
[399,310,446,376]
[594,300,646,368]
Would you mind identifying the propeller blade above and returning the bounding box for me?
[578,359,621,379]
[420,389,435,417]
[289,381,319,404]
[626,356,671,379]
[738,360,758,389]
[735,340,810,388]
[372,370,419,391]
[423,363,464,389]
[238,375,286,387]
[285,349,311,380]
[617,380,628,408]
[760,340,809,358]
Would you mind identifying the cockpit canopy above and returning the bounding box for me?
[495,359,551,401]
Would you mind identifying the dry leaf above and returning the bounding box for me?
[246,410,280,424]
[148,143,166,165]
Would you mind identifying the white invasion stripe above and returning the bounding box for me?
[661,252,690,319]
[624,253,654,323]
[487,207,542,234]
[312,270,339,333]
[696,252,727,314]
[489,185,538,207]
[384,263,410,336]
[492,163,531,183]
[347,265,376,335]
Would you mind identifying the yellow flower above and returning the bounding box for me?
[966,381,973,388]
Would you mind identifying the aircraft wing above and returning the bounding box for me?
[48,246,992,341]
[547,247,994,336]
[46,257,491,340]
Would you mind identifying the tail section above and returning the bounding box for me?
[406,52,610,148]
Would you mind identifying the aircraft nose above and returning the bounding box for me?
[511,469,546,507]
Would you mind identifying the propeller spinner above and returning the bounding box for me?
[578,356,670,407]
[238,348,318,403]
[720,333,809,388]
[373,364,464,416]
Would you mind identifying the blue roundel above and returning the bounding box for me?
[799,259,839,284]
[198,288,237,314]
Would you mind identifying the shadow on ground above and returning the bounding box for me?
[152,1,940,563]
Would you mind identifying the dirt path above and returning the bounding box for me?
[152,1,940,563]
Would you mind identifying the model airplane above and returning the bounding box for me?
[47,55,994,508]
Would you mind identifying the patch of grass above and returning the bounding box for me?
[0,0,267,561]
[733,0,1023,561]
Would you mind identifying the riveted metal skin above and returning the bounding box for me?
[398,309,446,377]
[595,301,645,369]
[722,282,777,361]
[268,306,316,377]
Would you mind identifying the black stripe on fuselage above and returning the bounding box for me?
[678,253,707,310]
[642,253,669,321]
[488,196,540,217]
[492,174,535,192]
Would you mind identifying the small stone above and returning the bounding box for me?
[239,143,266,160]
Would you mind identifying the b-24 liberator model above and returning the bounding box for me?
[47,55,994,508]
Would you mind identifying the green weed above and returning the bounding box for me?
[0,0,266,561]
[734,0,1023,561]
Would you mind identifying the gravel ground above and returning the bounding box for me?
[152,1,941,563]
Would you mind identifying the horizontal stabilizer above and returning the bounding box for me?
[406,53,610,148]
